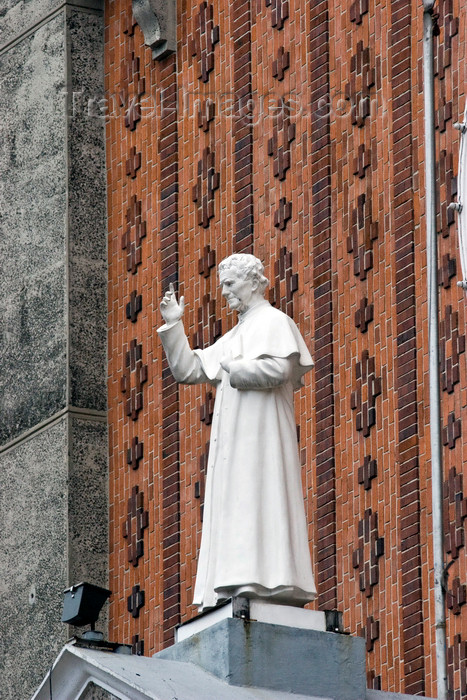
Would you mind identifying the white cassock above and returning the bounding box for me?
[158,299,317,611]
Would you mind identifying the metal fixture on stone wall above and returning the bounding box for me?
[132,0,176,60]
[62,582,111,641]
[61,583,131,655]
[325,610,344,633]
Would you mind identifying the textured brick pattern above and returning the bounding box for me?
[390,2,425,694]
[158,53,181,647]
[233,0,254,252]
[105,0,467,696]
[310,1,337,613]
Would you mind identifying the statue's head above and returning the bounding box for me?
[218,254,269,294]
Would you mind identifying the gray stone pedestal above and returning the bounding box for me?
[157,617,366,700]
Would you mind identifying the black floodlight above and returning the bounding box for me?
[62,582,111,629]
[325,609,344,634]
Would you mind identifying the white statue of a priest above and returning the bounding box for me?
[158,253,317,611]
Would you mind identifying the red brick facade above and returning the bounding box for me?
[105,0,467,696]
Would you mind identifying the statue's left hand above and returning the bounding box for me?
[160,283,185,325]
[220,357,232,373]
[220,351,236,373]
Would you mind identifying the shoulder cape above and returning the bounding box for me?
[194,302,313,390]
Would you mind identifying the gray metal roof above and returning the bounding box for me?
[31,642,437,700]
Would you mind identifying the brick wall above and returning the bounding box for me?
[105,0,467,695]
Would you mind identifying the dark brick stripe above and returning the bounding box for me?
[390,2,425,693]
[232,0,254,253]
[310,2,337,610]
[158,54,181,647]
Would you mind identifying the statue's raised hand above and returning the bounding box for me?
[160,283,185,325]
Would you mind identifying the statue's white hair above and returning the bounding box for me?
[218,254,269,293]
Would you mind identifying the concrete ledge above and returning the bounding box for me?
[157,618,367,700]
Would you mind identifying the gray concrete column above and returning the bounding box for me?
[0,3,108,698]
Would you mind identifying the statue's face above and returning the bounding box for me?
[219,269,258,313]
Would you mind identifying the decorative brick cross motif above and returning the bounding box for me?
[120,53,146,131]
[353,144,371,178]
[349,249,373,288]
[123,485,149,567]
[440,305,465,394]
[127,585,145,618]
[442,412,461,449]
[365,616,380,652]
[192,293,222,348]
[191,2,219,83]
[345,41,375,127]
[355,297,374,333]
[127,436,143,470]
[197,98,215,132]
[192,147,220,228]
[126,290,143,323]
[274,197,292,231]
[268,247,298,318]
[434,0,459,80]
[120,41,136,87]
[198,244,216,277]
[268,101,296,181]
[120,340,148,420]
[447,577,466,616]
[350,0,369,24]
[126,146,142,178]
[122,196,147,274]
[352,92,372,128]
[351,42,375,93]
[132,635,144,656]
[439,150,457,235]
[344,81,371,128]
[352,508,384,597]
[200,391,215,425]
[358,455,377,490]
[272,46,290,81]
[347,193,378,280]
[265,0,289,30]
[439,253,457,289]
[436,99,452,133]
[124,101,140,131]
[351,350,381,437]
[443,466,467,560]
[447,634,467,697]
